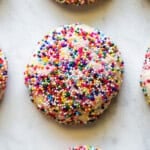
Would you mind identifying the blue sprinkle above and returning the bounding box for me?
[47,94,54,103]
[75,111,81,116]
[88,94,95,101]
[69,61,75,67]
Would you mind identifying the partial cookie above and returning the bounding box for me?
[0,49,8,100]
[140,48,150,103]
[56,0,96,5]
[69,145,101,150]
[24,23,124,125]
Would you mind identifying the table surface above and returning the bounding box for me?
[0,0,150,150]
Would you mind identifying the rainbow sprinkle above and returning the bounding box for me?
[24,24,124,124]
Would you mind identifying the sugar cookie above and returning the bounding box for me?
[0,49,8,100]
[56,0,96,5]
[140,48,150,103]
[24,24,124,124]
[69,145,101,150]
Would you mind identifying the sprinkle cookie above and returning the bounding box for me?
[0,50,8,100]
[69,145,101,150]
[24,23,124,124]
[140,48,150,103]
[56,0,96,5]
